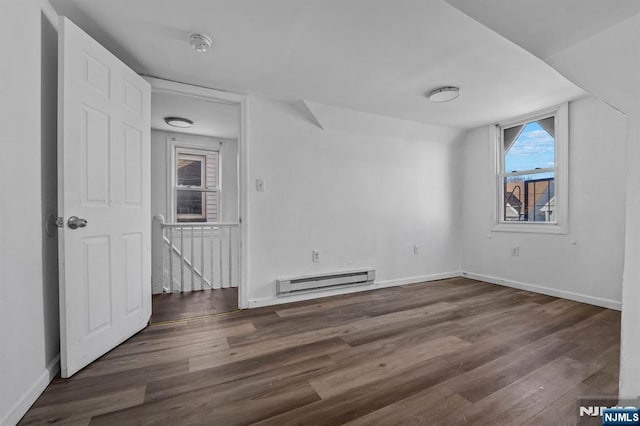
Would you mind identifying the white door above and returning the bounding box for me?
[58,17,151,378]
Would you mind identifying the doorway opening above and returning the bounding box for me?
[147,80,244,322]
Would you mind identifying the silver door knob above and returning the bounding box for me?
[67,216,88,229]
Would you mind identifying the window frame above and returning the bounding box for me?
[492,103,569,234]
[167,136,222,224]
[175,151,208,222]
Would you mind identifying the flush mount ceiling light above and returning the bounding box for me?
[427,86,460,103]
[164,117,194,128]
[189,33,213,53]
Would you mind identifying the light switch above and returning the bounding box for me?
[256,179,265,192]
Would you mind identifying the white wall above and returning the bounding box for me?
[244,97,465,306]
[459,96,626,309]
[541,14,640,400]
[0,1,60,424]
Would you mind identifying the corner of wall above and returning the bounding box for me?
[2,356,59,426]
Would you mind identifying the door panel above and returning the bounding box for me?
[123,232,144,315]
[59,16,151,378]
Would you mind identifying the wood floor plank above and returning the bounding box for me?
[21,385,146,425]
[145,338,348,402]
[90,357,330,425]
[20,278,620,425]
[310,335,471,399]
[442,336,577,403]
[337,302,463,347]
[448,355,594,425]
[150,287,239,323]
[522,381,605,426]
[343,385,471,426]
[194,301,465,372]
[255,353,472,426]
[28,361,188,407]
[79,337,230,378]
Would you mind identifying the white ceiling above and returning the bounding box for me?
[445,0,640,60]
[51,0,592,129]
[151,91,239,139]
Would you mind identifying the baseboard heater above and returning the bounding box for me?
[276,268,376,296]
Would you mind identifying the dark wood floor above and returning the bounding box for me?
[150,288,238,323]
[21,278,620,425]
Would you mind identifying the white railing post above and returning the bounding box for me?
[156,221,240,293]
[151,215,165,294]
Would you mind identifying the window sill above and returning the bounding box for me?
[491,222,567,235]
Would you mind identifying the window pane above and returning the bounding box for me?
[176,190,219,223]
[503,172,555,222]
[177,154,204,186]
[177,190,204,220]
[504,118,555,173]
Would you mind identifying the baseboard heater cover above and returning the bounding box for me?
[276,269,376,296]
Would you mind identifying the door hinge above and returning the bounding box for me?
[44,214,63,237]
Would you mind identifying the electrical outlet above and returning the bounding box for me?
[413,245,419,255]
[312,250,320,262]
[256,179,265,192]
[511,246,520,256]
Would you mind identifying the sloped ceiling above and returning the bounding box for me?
[51,0,586,129]
[445,0,640,60]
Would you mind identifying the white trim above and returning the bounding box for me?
[492,222,568,235]
[493,103,569,234]
[2,355,60,426]
[167,136,223,223]
[247,271,461,308]
[175,146,220,222]
[143,76,245,104]
[238,97,249,309]
[147,77,248,309]
[498,104,562,128]
[376,271,461,287]
[462,271,621,311]
[247,270,621,311]
[504,167,555,178]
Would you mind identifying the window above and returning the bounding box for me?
[174,148,219,223]
[495,104,568,233]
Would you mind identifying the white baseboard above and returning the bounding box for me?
[375,271,461,288]
[2,354,60,426]
[463,271,622,311]
[247,271,461,308]
[247,270,621,312]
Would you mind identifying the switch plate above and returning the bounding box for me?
[256,179,265,192]
[312,250,320,262]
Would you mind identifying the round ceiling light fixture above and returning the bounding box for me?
[427,86,460,103]
[189,33,213,53]
[164,117,194,128]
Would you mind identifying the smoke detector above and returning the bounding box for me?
[189,33,213,53]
